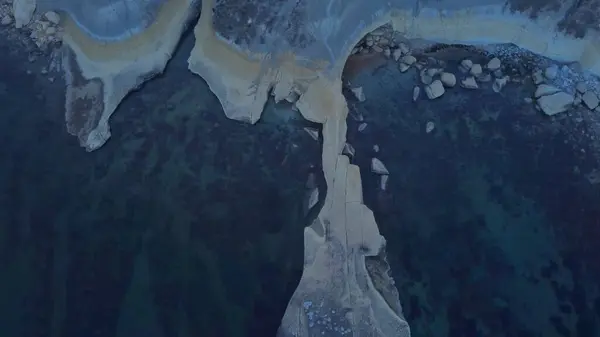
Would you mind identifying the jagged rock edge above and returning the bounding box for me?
[187,1,600,335]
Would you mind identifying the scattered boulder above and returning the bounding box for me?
[534,84,561,98]
[380,175,389,191]
[537,92,574,116]
[13,0,36,28]
[358,122,367,132]
[304,127,319,141]
[493,76,509,93]
[400,55,416,65]
[544,65,558,80]
[412,86,420,102]
[459,59,473,73]
[392,48,402,61]
[398,42,410,55]
[425,80,445,99]
[426,121,435,133]
[582,91,599,110]
[343,143,356,157]
[1,15,12,26]
[532,70,544,84]
[440,72,456,87]
[576,81,588,94]
[486,57,501,71]
[399,63,410,72]
[44,11,60,25]
[461,76,478,89]
[351,86,366,102]
[469,64,482,77]
[426,68,442,77]
[371,158,390,175]
[420,70,433,85]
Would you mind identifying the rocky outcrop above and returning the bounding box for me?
[58,0,198,150]
[8,0,600,335]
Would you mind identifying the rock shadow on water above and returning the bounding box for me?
[344,49,600,337]
[0,31,322,337]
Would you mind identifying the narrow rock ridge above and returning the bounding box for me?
[185,2,600,337]
[188,1,413,335]
[58,0,198,151]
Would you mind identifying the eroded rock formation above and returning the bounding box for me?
[35,0,199,150]
[4,0,600,335]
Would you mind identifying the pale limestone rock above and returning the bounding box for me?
[307,188,319,210]
[304,127,319,141]
[343,142,355,157]
[535,84,561,98]
[1,15,12,26]
[486,57,501,71]
[285,91,300,103]
[412,86,420,102]
[351,86,366,102]
[400,55,416,65]
[12,0,36,28]
[425,80,445,99]
[440,72,456,87]
[371,158,389,175]
[43,11,60,24]
[461,76,478,89]
[459,59,473,73]
[576,82,588,93]
[380,175,389,191]
[544,65,558,80]
[398,63,410,72]
[426,68,442,77]
[426,121,435,133]
[532,70,544,84]
[358,122,367,132]
[492,76,509,93]
[582,91,600,110]
[384,48,391,58]
[469,64,482,77]
[398,42,409,55]
[373,144,380,152]
[420,70,433,85]
[392,48,402,61]
[537,92,574,116]
[493,69,503,78]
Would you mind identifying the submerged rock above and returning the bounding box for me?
[372,158,390,175]
[537,92,574,116]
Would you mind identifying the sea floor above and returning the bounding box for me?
[347,54,600,337]
[0,31,322,337]
[1,25,600,337]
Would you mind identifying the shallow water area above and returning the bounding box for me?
[0,31,320,337]
[346,50,600,337]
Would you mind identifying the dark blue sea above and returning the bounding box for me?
[1,27,600,337]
